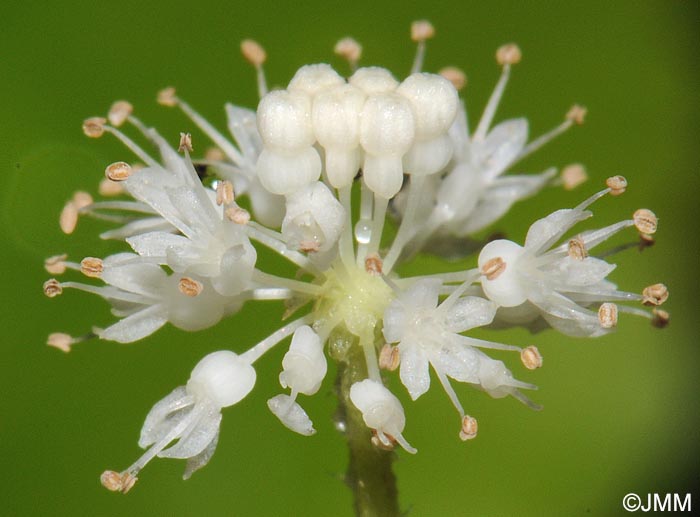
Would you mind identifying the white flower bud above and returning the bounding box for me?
[349,379,417,454]
[187,351,256,408]
[282,182,346,252]
[478,239,528,307]
[256,147,322,196]
[279,325,327,395]
[256,90,314,151]
[397,73,458,139]
[312,84,366,188]
[349,66,399,95]
[288,63,345,97]
[360,92,415,198]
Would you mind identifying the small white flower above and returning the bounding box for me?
[101,351,255,492]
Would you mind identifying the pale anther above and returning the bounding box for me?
[225,206,251,225]
[45,254,68,275]
[82,117,107,138]
[633,209,657,236]
[178,132,193,153]
[80,257,104,278]
[438,67,467,90]
[566,105,587,125]
[98,178,125,197]
[59,202,78,234]
[378,344,400,371]
[72,191,94,210]
[371,430,395,451]
[334,37,362,64]
[299,241,321,253]
[521,346,543,370]
[107,101,133,127]
[216,181,235,206]
[459,415,478,441]
[481,257,506,280]
[411,20,435,42]
[178,277,204,297]
[598,303,618,329]
[105,161,133,182]
[651,308,670,329]
[567,236,587,260]
[100,470,137,494]
[561,163,588,190]
[496,43,522,65]
[47,332,74,353]
[606,175,627,196]
[364,253,383,276]
[157,87,177,107]
[240,39,267,66]
[642,283,668,306]
[205,147,226,162]
[43,278,63,298]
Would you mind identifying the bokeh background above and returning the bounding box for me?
[1,1,698,515]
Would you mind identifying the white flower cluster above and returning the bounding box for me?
[44,21,669,492]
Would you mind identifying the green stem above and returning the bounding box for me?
[335,342,399,517]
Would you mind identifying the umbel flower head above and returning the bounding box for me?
[44,20,669,491]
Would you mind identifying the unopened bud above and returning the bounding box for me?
[598,303,618,329]
[105,161,133,182]
[216,181,235,206]
[411,20,435,42]
[521,346,543,370]
[157,87,177,107]
[566,105,587,125]
[365,253,383,276]
[178,132,193,153]
[43,278,63,298]
[459,415,478,441]
[439,66,467,90]
[606,175,627,196]
[378,344,400,371]
[241,39,267,66]
[642,283,668,306]
[82,117,106,138]
[481,257,506,280]
[80,257,103,278]
[561,163,588,190]
[107,101,133,127]
[496,43,522,65]
[633,209,657,236]
[45,254,68,275]
[178,277,203,297]
[567,236,587,260]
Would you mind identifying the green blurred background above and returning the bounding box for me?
[1,1,698,515]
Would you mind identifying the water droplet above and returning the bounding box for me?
[354,219,371,244]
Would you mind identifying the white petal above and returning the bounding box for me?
[126,232,190,258]
[98,304,168,343]
[382,299,407,344]
[101,260,167,298]
[267,394,316,436]
[159,403,222,459]
[432,340,480,383]
[399,342,431,400]
[479,118,528,177]
[139,387,192,448]
[183,430,219,480]
[225,103,262,163]
[444,296,498,333]
[524,208,592,254]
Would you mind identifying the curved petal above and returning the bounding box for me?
[444,296,498,333]
[267,394,316,436]
[159,404,222,459]
[98,304,168,343]
[399,343,431,400]
[139,387,193,448]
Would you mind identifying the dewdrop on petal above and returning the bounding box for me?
[359,92,415,198]
[350,379,417,454]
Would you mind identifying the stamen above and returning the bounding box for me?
[107,101,133,127]
[100,470,137,494]
[240,39,268,98]
[365,253,383,276]
[157,87,178,107]
[521,346,543,370]
[459,415,478,441]
[225,206,250,225]
[334,37,362,71]
[178,132,193,153]
[496,43,522,66]
[47,332,76,353]
[98,178,125,196]
[605,175,627,196]
[633,209,657,236]
[439,66,467,91]
[651,308,670,328]
[481,257,506,280]
[178,277,203,297]
[598,303,618,328]
[105,161,133,182]
[216,180,235,206]
[59,201,79,234]
[80,257,104,278]
[642,283,668,306]
[378,344,400,371]
[473,44,519,141]
[82,117,107,138]
[43,278,63,298]
[560,163,588,190]
[45,254,68,275]
[566,104,587,125]
[410,20,435,74]
[567,236,587,260]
